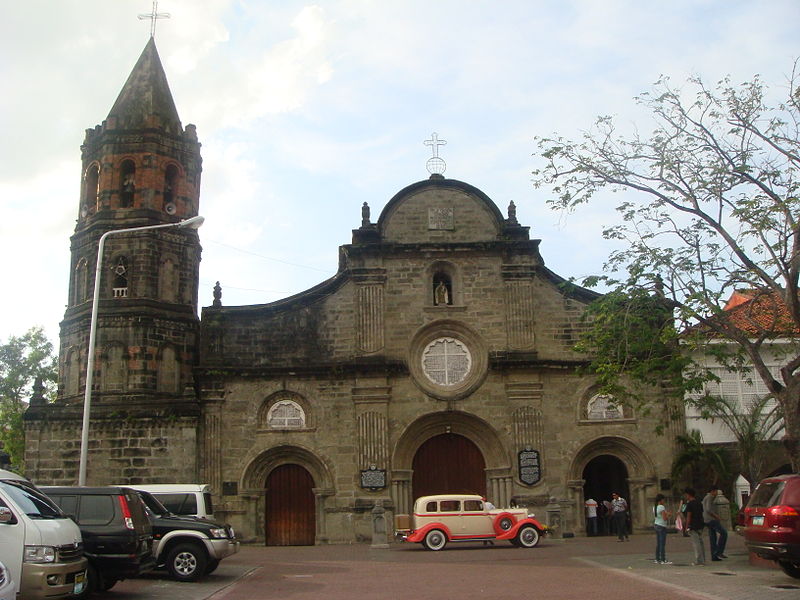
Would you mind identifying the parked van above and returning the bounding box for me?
[0,469,87,599]
[131,484,215,520]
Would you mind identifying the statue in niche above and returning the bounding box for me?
[434,280,449,306]
[361,202,371,227]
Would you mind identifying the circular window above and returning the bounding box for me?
[408,321,487,401]
[421,337,472,386]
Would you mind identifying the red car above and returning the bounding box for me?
[395,494,547,551]
[744,474,800,579]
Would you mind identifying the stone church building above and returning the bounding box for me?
[24,39,681,544]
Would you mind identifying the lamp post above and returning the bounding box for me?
[78,215,204,486]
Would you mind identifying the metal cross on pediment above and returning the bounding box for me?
[424,132,447,158]
[424,132,448,175]
[138,0,171,38]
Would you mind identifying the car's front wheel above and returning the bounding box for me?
[778,560,800,579]
[516,525,540,548]
[166,543,208,582]
[422,529,447,551]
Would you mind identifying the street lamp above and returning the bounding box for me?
[78,215,204,486]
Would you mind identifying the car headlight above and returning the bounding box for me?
[24,545,56,563]
[209,527,228,539]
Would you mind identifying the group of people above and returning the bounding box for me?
[584,492,631,539]
[676,486,729,566]
[585,486,729,565]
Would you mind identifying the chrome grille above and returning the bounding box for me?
[57,542,84,562]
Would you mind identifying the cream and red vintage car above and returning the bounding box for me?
[395,494,547,550]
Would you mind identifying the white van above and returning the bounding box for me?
[0,469,87,599]
[130,484,215,520]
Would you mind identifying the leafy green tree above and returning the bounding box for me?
[696,394,784,486]
[0,327,57,470]
[533,63,800,469]
[671,429,730,490]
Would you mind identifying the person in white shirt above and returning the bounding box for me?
[585,497,598,536]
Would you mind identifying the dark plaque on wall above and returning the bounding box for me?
[518,449,541,486]
[222,481,238,496]
[360,465,386,491]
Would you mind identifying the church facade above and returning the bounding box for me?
[24,39,681,544]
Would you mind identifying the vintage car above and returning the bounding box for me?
[395,494,547,550]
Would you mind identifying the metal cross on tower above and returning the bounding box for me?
[424,132,447,175]
[138,0,171,38]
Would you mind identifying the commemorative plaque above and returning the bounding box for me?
[518,449,541,486]
[360,465,387,491]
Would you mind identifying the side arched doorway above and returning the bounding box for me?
[265,464,315,546]
[582,455,630,536]
[412,433,486,498]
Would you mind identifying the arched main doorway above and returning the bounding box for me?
[412,433,486,498]
[265,464,315,546]
[582,455,630,535]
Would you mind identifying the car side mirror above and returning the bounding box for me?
[0,506,14,523]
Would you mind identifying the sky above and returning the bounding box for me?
[1,0,798,346]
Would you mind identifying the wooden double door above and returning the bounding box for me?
[412,433,487,499]
[265,464,315,546]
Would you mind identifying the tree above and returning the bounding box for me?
[671,429,730,490]
[697,394,784,486]
[533,63,800,468]
[0,327,57,470]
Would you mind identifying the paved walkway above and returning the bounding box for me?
[99,531,800,600]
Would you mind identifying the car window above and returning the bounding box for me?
[156,493,196,515]
[783,481,800,505]
[748,481,785,508]
[0,481,63,519]
[203,492,213,514]
[55,495,78,518]
[138,491,169,516]
[464,500,483,511]
[440,500,460,512]
[78,495,115,525]
[425,501,437,512]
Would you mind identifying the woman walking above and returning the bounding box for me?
[653,494,672,564]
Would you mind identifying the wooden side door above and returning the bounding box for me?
[411,433,486,499]
[265,464,315,546]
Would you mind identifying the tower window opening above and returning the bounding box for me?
[432,272,453,306]
[112,256,129,298]
[83,165,100,218]
[120,160,136,208]
[164,164,179,212]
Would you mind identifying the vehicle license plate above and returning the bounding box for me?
[73,571,86,595]
[752,515,764,526]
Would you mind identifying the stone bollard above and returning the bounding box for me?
[370,500,390,549]
[546,500,562,539]
[714,490,732,531]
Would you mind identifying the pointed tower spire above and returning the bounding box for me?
[106,38,182,135]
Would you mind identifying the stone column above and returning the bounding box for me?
[391,470,413,516]
[353,268,387,354]
[567,479,585,535]
[313,487,335,543]
[502,264,536,349]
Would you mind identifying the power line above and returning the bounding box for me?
[205,239,331,273]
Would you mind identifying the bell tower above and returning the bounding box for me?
[29,38,205,484]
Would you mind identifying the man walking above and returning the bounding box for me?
[702,487,728,561]
[611,492,629,541]
[683,487,706,566]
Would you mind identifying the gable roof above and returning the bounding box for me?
[715,289,800,336]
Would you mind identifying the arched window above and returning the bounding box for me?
[158,257,178,302]
[157,345,180,393]
[120,160,136,208]
[82,164,100,218]
[73,258,88,305]
[163,164,179,213]
[65,349,80,397]
[112,256,129,298]
[267,400,306,429]
[101,344,127,392]
[586,394,625,421]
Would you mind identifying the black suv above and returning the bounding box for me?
[135,489,239,581]
[42,486,156,596]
